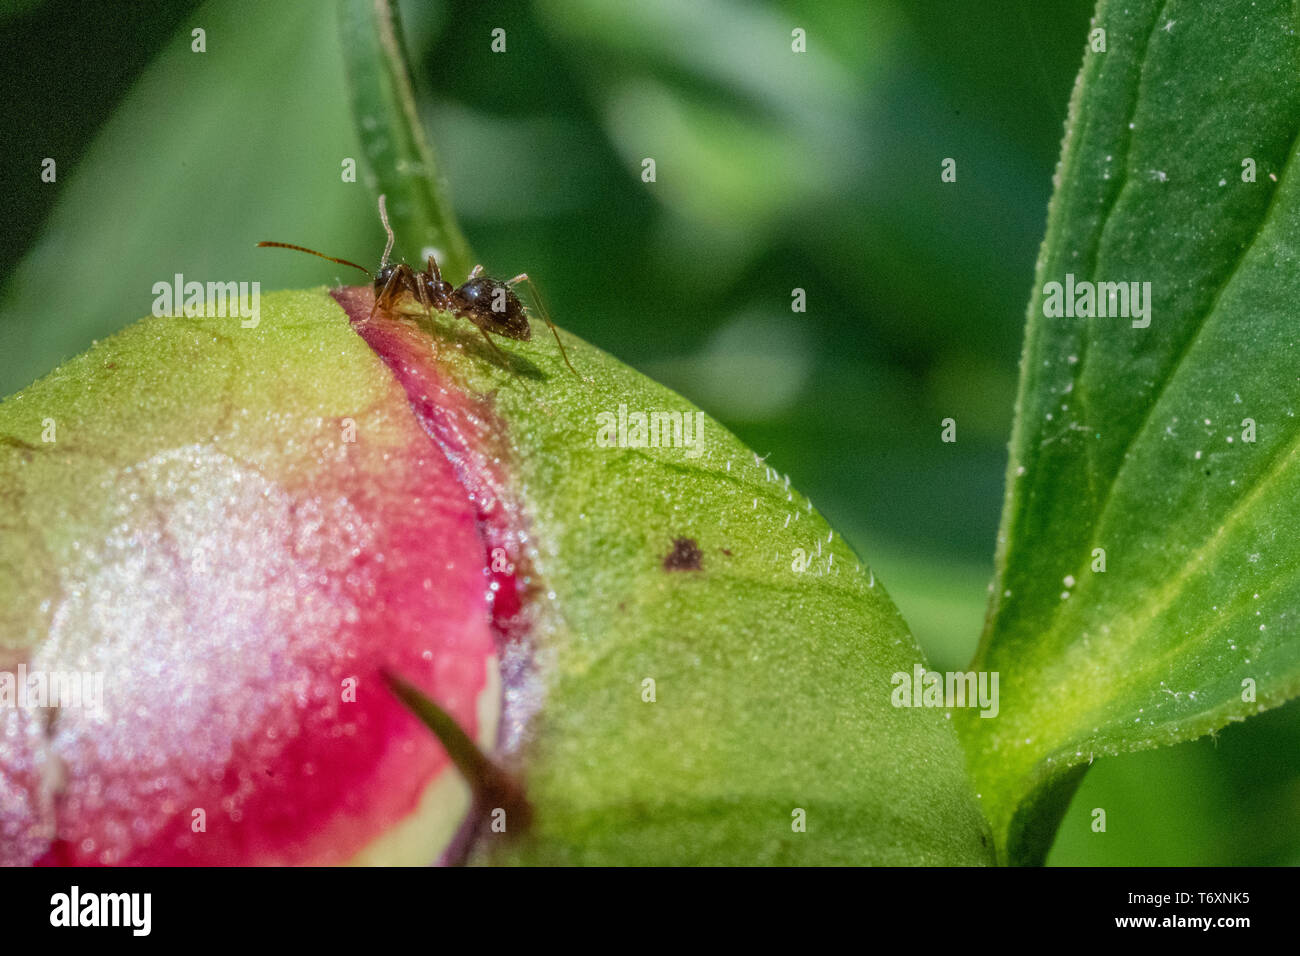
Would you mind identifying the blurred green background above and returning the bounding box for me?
[2,0,1297,864]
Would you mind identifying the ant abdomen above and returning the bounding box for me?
[453,278,531,341]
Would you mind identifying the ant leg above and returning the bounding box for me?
[506,273,582,379]
[474,326,535,393]
[427,255,443,286]
[414,271,431,315]
[476,326,513,365]
[368,268,403,321]
[479,327,504,353]
[466,264,484,281]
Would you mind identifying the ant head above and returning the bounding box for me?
[455,277,531,341]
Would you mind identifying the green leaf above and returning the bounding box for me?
[958,0,1300,864]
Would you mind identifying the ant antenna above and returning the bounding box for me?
[377,194,395,267]
[256,242,371,276]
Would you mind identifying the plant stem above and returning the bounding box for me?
[338,0,473,279]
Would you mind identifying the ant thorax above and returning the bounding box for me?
[372,261,456,318]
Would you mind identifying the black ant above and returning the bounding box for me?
[259,195,580,377]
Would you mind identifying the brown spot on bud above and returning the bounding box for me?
[663,537,703,572]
